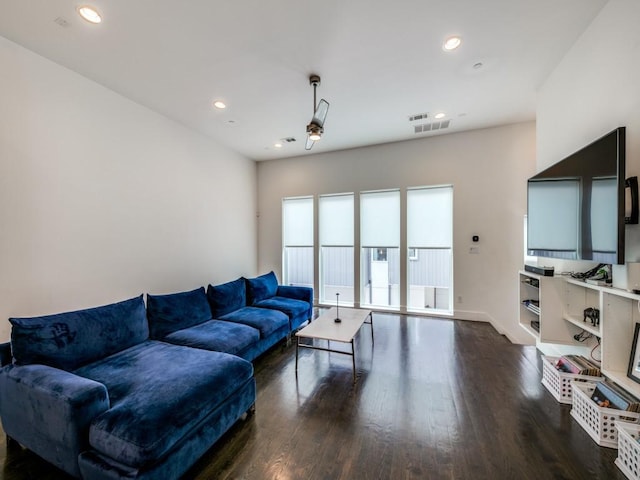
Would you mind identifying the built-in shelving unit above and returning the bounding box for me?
[518,271,540,338]
[518,271,572,344]
[519,271,640,399]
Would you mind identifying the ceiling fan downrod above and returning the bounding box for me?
[310,75,320,113]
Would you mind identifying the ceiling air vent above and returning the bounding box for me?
[409,112,429,122]
[414,120,451,134]
[54,17,70,28]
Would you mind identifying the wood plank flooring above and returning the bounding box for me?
[0,314,625,479]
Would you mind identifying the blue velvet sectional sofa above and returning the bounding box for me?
[0,272,313,479]
[149,273,313,361]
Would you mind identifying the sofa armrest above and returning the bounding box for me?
[277,285,313,305]
[0,363,109,477]
[0,342,11,367]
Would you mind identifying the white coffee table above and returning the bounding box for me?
[295,307,373,382]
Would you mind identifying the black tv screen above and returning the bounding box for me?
[527,127,625,264]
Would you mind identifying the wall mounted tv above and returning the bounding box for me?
[527,127,626,265]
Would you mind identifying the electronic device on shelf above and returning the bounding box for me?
[524,264,555,276]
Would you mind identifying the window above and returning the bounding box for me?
[407,186,453,313]
[319,193,354,305]
[361,190,400,309]
[282,186,455,313]
[282,197,313,288]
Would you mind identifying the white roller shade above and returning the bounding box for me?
[407,186,453,248]
[319,194,354,246]
[283,197,313,246]
[361,190,400,247]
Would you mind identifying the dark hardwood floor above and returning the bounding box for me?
[0,314,625,479]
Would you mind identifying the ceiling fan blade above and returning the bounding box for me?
[312,99,330,127]
[305,136,315,150]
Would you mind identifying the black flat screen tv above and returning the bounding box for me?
[527,127,626,265]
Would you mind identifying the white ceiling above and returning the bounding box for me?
[0,0,608,161]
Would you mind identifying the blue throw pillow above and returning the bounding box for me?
[207,278,246,317]
[245,271,279,305]
[146,287,212,339]
[10,295,148,371]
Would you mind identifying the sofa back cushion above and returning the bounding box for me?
[207,278,246,317]
[245,271,279,305]
[146,287,212,339]
[10,295,148,371]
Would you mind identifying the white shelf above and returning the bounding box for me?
[520,321,540,339]
[602,369,640,400]
[563,314,601,337]
[566,276,640,302]
[565,277,602,290]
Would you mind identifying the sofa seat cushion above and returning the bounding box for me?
[219,307,288,338]
[9,295,148,371]
[146,287,212,339]
[254,296,310,322]
[73,341,253,468]
[163,319,260,356]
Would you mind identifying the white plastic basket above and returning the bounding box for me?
[541,356,602,404]
[571,381,640,448]
[616,423,640,480]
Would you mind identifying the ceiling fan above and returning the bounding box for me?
[305,74,330,150]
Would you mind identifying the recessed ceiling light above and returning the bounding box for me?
[77,6,102,24]
[213,101,227,109]
[443,36,462,51]
[274,143,283,148]
[434,112,446,119]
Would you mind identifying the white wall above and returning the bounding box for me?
[0,36,257,341]
[537,0,640,283]
[257,122,536,343]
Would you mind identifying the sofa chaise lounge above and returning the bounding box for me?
[0,295,256,480]
[0,272,313,479]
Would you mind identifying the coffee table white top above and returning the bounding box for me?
[296,307,371,343]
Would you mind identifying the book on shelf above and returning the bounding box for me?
[590,380,640,412]
[522,299,540,314]
[554,355,601,376]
